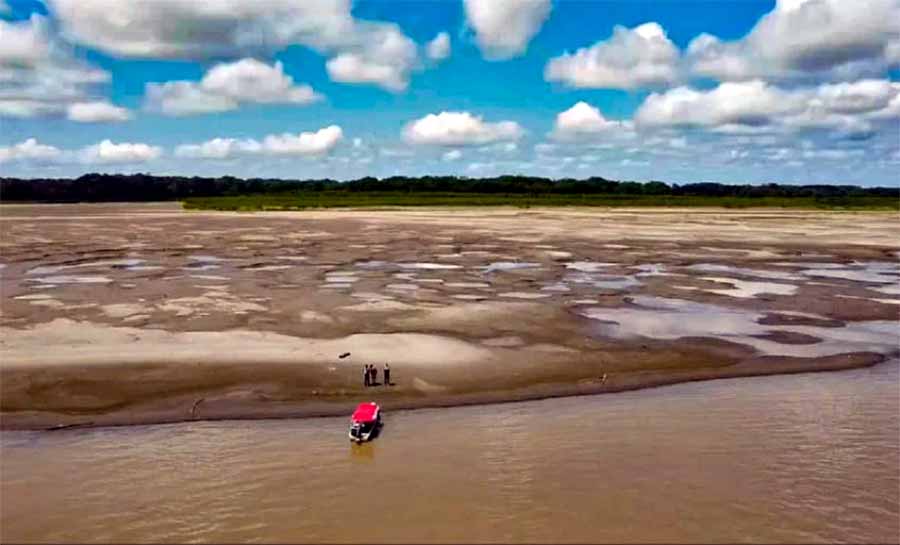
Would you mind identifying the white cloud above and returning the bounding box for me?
[442,149,462,161]
[46,0,423,91]
[201,59,320,104]
[174,138,259,159]
[636,79,900,135]
[814,79,899,114]
[0,14,51,65]
[79,140,162,165]
[325,26,418,92]
[0,100,63,118]
[545,23,679,90]
[403,111,524,146]
[0,138,62,163]
[464,0,551,60]
[635,80,804,129]
[552,101,635,140]
[262,125,343,155]
[144,82,236,117]
[0,15,111,119]
[47,0,352,58]
[145,58,320,116]
[426,32,451,61]
[686,0,900,81]
[66,101,132,123]
[176,125,343,159]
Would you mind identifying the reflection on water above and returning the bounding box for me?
[2,361,898,543]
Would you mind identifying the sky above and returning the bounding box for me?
[0,0,898,186]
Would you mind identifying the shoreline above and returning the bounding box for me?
[3,203,898,433]
[2,351,892,431]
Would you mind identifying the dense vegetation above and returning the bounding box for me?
[1,173,897,210]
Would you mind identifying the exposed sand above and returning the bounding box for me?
[1,203,898,429]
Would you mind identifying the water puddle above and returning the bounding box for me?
[13,294,55,300]
[580,295,898,357]
[499,292,552,299]
[27,259,146,275]
[693,277,798,299]
[632,263,670,277]
[245,265,292,271]
[325,275,359,283]
[483,262,540,273]
[399,263,462,270]
[541,282,571,292]
[386,283,419,291]
[26,275,113,285]
[565,271,642,291]
[446,282,491,289]
[565,262,616,273]
[686,263,802,281]
[801,264,897,284]
[872,284,900,296]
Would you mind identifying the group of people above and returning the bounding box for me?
[363,363,391,387]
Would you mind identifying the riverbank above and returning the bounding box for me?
[2,204,898,430]
[1,352,893,432]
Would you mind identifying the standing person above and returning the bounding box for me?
[363,364,370,387]
[371,364,378,386]
[383,363,391,386]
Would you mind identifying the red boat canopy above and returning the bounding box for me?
[351,402,379,423]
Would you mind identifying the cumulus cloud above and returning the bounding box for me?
[46,0,423,91]
[0,138,63,163]
[145,58,320,116]
[635,80,805,129]
[325,25,419,91]
[426,32,451,61]
[79,140,162,164]
[686,0,900,82]
[551,101,635,141]
[0,138,161,165]
[144,82,236,117]
[635,79,900,134]
[545,23,679,90]
[174,138,259,159]
[442,149,462,161]
[175,125,343,159]
[47,0,352,57]
[0,15,111,119]
[262,126,344,155]
[403,111,524,146]
[202,59,319,103]
[66,101,132,122]
[464,0,551,60]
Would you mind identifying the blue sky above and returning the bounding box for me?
[1,0,898,185]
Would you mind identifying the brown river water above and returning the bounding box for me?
[2,361,898,544]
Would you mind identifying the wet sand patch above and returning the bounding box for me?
[2,204,899,429]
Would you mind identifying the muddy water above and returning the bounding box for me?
[2,362,898,544]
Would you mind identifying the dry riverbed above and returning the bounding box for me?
[1,203,898,429]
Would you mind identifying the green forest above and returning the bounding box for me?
[1,173,897,210]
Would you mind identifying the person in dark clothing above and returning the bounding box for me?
[383,363,391,386]
[371,365,378,386]
[363,364,370,387]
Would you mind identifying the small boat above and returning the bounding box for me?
[349,402,382,443]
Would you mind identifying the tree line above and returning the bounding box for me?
[0,173,896,202]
